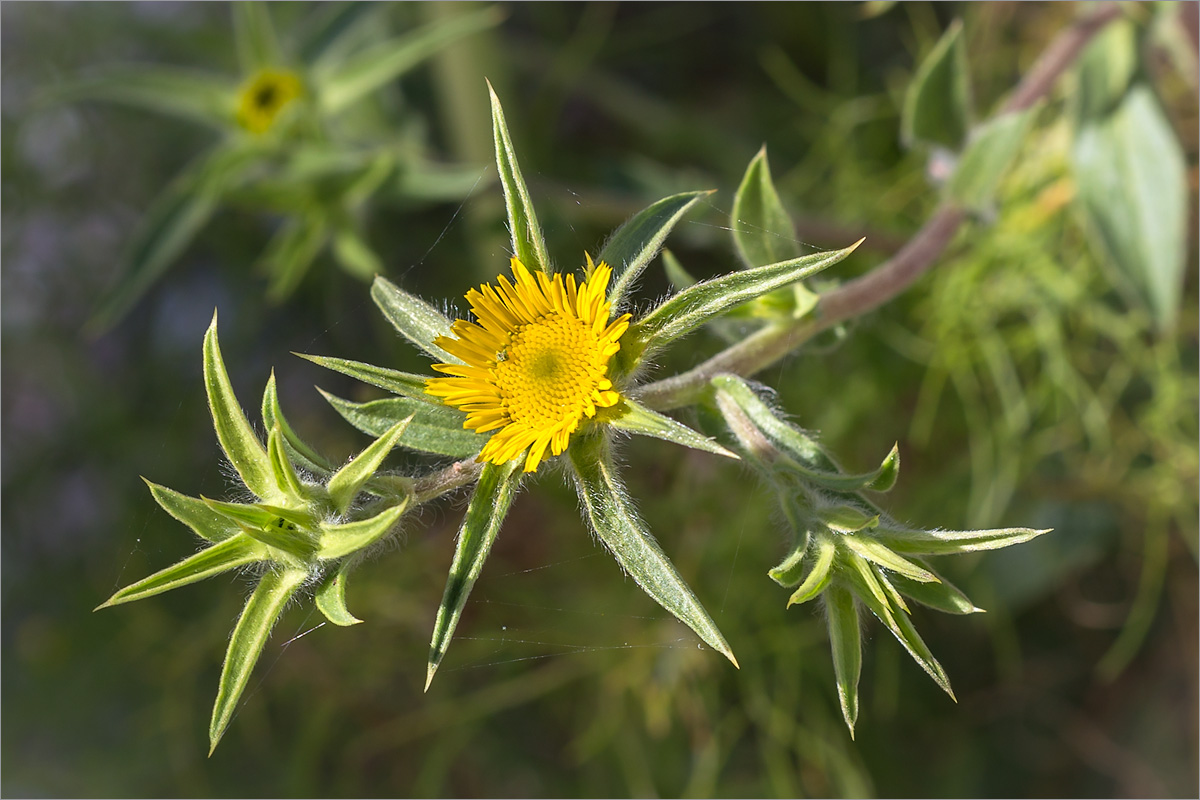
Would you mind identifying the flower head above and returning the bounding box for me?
[426,255,631,472]
[236,68,303,134]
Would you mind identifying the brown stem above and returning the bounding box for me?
[634,3,1122,412]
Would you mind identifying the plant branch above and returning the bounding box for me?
[634,3,1122,412]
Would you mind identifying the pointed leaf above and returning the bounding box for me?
[426,460,523,689]
[890,563,983,615]
[818,505,879,534]
[144,479,240,543]
[841,535,938,583]
[209,567,308,753]
[327,417,413,514]
[629,241,861,359]
[318,502,407,560]
[233,2,282,73]
[48,68,236,129]
[315,560,363,626]
[296,353,437,403]
[203,312,275,500]
[316,6,503,114]
[841,555,955,698]
[603,190,713,306]
[711,375,840,472]
[261,212,330,302]
[203,499,316,560]
[267,425,306,502]
[902,18,971,151]
[489,81,551,273]
[825,584,862,737]
[89,147,257,331]
[331,223,383,280]
[568,436,737,668]
[947,107,1036,213]
[369,277,461,364]
[786,535,837,606]
[606,398,738,460]
[1072,84,1188,330]
[262,371,333,475]
[767,536,811,587]
[96,532,266,609]
[873,526,1050,556]
[319,390,486,458]
[732,146,800,269]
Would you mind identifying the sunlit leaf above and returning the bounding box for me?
[489,81,551,273]
[370,276,461,364]
[315,560,363,626]
[144,479,240,544]
[96,533,266,609]
[318,503,407,560]
[426,460,523,689]
[606,398,737,460]
[873,525,1050,556]
[209,567,308,754]
[568,436,738,668]
[732,146,800,269]
[319,390,485,458]
[203,312,276,501]
[296,353,436,403]
[327,417,412,515]
[603,190,713,306]
[825,584,862,737]
[262,371,334,475]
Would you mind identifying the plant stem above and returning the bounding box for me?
[634,3,1122,412]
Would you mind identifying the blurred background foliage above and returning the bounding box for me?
[3,2,1196,797]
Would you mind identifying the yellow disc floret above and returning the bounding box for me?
[236,68,303,135]
[426,255,631,473]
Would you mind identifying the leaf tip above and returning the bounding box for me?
[424,661,439,692]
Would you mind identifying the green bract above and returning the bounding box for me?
[712,374,1049,736]
[98,312,414,753]
[58,2,503,329]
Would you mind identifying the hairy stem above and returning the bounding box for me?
[634,3,1122,412]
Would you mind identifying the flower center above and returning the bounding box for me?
[495,313,601,428]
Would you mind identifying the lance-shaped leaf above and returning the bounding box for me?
[318,502,407,560]
[209,567,308,754]
[316,6,503,114]
[902,18,971,151]
[785,536,837,607]
[606,398,738,460]
[890,564,983,615]
[841,535,938,583]
[267,425,306,503]
[48,68,236,129]
[732,146,801,269]
[315,560,362,626]
[96,532,267,610]
[947,107,1036,213]
[233,2,282,74]
[370,277,461,364]
[426,460,523,690]
[818,505,879,534]
[603,190,713,306]
[568,436,738,668]
[872,525,1050,556]
[628,242,860,358]
[319,390,486,458]
[204,499,317,560]
[262,371,333,476]
[842,554,954,698]
[632,244,861,360]
[296,353,436,403]
[778,443,900,493]
[825,584,862,737]
[145,479,240,544]
[203,312,275,501]
[327,417,412,515]
[89,147,256,332]
[488,81,551,273]
[261,212,330,302]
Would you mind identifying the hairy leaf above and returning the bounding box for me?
[489,81,551,273]
[603,190,712,306]
[96,533,266,609]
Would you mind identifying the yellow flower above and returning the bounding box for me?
[236,69,303,135]
[426,255,631,472]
